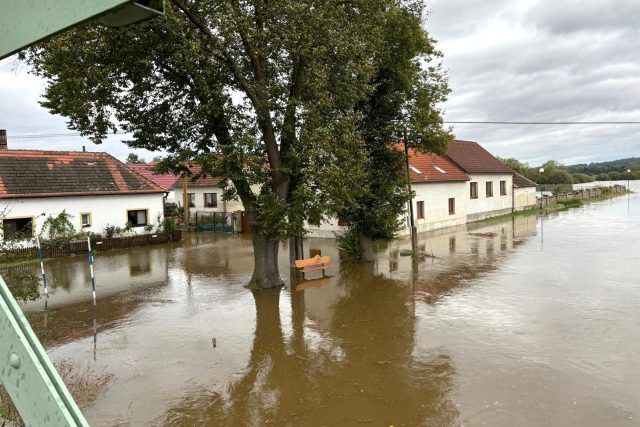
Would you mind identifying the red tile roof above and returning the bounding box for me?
[126,163,225,189]
[127,163,179,190]
[404,147,469,182]
[0,150,166,199]
[445,140,514,174]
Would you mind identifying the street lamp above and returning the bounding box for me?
[627,169,631,192]
[539,168,545,209]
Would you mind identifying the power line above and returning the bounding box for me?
[444,121,640,125]
[6,120,640,139]
[10,131,130,139]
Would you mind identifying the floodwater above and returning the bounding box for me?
[4,182,640,426]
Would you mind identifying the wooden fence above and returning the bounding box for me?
[0,231,182,262]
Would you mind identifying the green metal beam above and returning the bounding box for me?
[0,275,89,426]
[0,0,164,60]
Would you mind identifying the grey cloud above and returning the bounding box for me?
[526,0,640,34]
[428,0,640,164]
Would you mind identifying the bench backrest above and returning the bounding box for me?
[295,254,330,268]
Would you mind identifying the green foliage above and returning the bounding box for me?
[40,210,77,245]
[22,0,452,284]
[572,173,594,183]
[157,217,177,241]
[338,2,452,253]
[336,227,363,262]
[564,157,640,175]
[126,153,145,164]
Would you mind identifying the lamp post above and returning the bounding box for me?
[539,167,545,209]
[627,169,631,192]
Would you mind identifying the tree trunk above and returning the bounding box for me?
[359,232,375,262]
[248,232,284,289]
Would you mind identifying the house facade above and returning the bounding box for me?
[407,149,469,233]
[306,149,470,237]
[445,140,515,221]
[308,139,519,238]
[0,149,166,242]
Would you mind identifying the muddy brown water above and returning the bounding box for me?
[5,184,640,426]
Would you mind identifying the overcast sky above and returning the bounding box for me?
[1,0,639,165]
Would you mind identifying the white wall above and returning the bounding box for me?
[0,193,165,241]
[172,185,244,213]
[306,180,469,238]
[514,187,537,211]
[411,181,468,233]
[466,173,514,220]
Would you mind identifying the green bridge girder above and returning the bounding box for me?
[0,275,89,426]
[0,0,164,60]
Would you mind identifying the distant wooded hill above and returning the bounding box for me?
[563,157,640,175]
[499,156,640,185]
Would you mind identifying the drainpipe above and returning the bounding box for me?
[403,132,418,255]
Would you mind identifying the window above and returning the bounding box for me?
[486,181,493,197]
[500,180,507,195]
[80,213,91,228]
[448,198,455,215]
[416,201,424,219]
[187,193,195,208]
[204,193,217,208]
[470,182,478,199]
[127,210,148,227]
[338,218,349,227]
[2,217,33,239]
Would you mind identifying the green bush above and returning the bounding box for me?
[336,227,363,262]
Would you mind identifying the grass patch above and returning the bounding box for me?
[475,190,629,224]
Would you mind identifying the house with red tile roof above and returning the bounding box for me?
[126,163,245,215]
[307,148,470,237]
[0,145,166,241]
[445,140,515,221]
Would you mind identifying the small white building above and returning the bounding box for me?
[0,148,166,242]
[513,172,538,211]
[445,140,515,221]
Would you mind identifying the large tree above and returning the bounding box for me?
[24,0,398,288]
[337,3,452,260]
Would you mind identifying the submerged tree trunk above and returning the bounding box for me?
[359,232,375,262]
[248,232,284,289]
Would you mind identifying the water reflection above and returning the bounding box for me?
[161,265,459,426]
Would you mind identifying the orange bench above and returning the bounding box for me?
[295,255,334,275]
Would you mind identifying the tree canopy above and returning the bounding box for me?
[125,153,145,164]
[24,0,444,288]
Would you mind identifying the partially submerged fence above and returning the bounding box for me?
[195,211,235,233]
[0,231,182,262]
[537,185,626,207]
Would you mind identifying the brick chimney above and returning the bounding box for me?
[0,129,6,150]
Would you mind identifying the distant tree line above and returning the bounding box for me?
[499,158,640,185]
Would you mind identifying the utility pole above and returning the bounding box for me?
[182,176,189,230]
[403,131,418,255]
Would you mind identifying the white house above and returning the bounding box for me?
[306,149,470,237]
[0,146,166,242]
[445,140,515,221]
[407,149,469,233]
